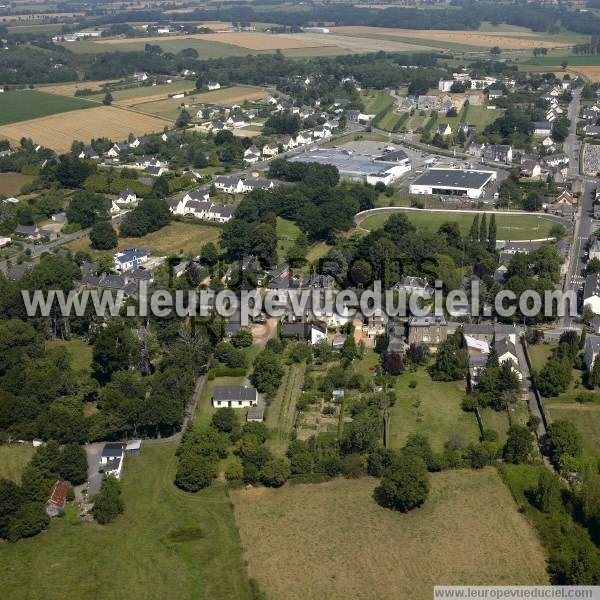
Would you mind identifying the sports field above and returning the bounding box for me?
[0,90,96,126]
[359,211,557,241]
[0,106,170,153]
[231,469,549,600]
[0,444,254,600]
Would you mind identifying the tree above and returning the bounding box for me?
[0,479,23,539]
[261,458,290,487]
[89,220,117,250]
[533,470,562,513]
[59,444,88,485]
[374,453,429,512]
[102,92,113,106]
[231,329,253,348]
[590,356,600,389]
[7,502,49,542]
[175,109,191,129]
[469,214,479,241]
[175,455,217,492]
[479,212,487,245]
[488,214,497,251]
[92,476,124,524]
[92,319,138,383]
[119,197,171,237]
[200,242,219,266]
[66,190,107,228]
[503,425,533,464]
[250,350,284,396]
[546,420,583,465]
[211,408,238,435]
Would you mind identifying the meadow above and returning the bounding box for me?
[231,469,549,600]
[0,106,170,153]
[46,337,93,374]
[359,211,557,241]
[0,90,95,126]
[0,445,34,482]
[0,173,35,197]
[88,81,197,106]
[0,444,254,600]
[67,221,222,258]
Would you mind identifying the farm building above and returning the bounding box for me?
[409,168,496,200]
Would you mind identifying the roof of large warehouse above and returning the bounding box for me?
[412,169,495,189]
[290,149,398,176]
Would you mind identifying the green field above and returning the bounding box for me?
[46,337,93,374]
[0,445,34,482]
[0,444,254,600]
[62,37,254,58]
[88,80,197,104]
[0,90,95,125]
[464,104,503,130]
[360,211,556,241]
[546,404,600,455]
[361,90,393,115]
[276,217,301,263]
[388,366,479,452]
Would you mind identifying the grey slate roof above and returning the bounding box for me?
[213,386,257,401]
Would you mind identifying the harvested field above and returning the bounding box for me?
[231,469,549,600]
[95,31,328,50]
[570,66,600,82]
[40,79,119,96]
[0,106,170,153]
[331,26,573,49]
[293,31,432,53]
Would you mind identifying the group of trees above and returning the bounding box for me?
[536,331,581,398]
[0,441,86,542]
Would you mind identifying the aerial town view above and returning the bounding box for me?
[2,0,600,598]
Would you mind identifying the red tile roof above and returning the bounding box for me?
[48,480,69,508]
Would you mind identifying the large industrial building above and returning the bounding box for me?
[409,168,497,199]
[290,147,411,186]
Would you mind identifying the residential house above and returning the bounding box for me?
[312,126,331,139]
[585,125,600,137]
[436,123,452,137]
[100,442,125,478]
[483,144,513,164]
[533,122,552,137]
[244,178,274,192]
[213,175,246,194]
[207,82,221,90]
[584,272,600,314]
[496,337,522,380]
[521,159,542,178]
[118,189,137,204]
[78,147,99,160]
[584,335,600,369]
[106,143,125,158]
[407,315,448,346]
[262,143,279,157]
[208,205,235,223]
[114,247,149,271]
[589,240,600,261]
[212,385,258,408]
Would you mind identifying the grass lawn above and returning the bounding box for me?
[465,104,503,130]
[479,404,530,444]
[0,172,35,196]
[322,131,388,148]
[46,337,93,374]
[0,445,34,482]
[360,211,556,241]
[527,342,554,372]
[389,366,479,452]
[305,241,330,265]
[231,469,548,600]
[0,90,96,125]
[67,221,222,258]
[352,349,380,379]
[0,444,254,600]
[276,216,301,263]
[362,90,393,115]
[546,404,600,455]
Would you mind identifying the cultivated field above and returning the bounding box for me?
[294,31,433,53]
[97,81,198,107]
[0,90,95,126]
[331,26,575,49]
[359,211,557,241]
[0,173,35,196]
[570,66,600,82]
[0,106,170,153]
[0,445,254,600]
[231,469,549,600]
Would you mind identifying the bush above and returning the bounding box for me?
[7,502,50,542]
[341,453,365,479]
[92,476,123,524]
[174,456,217,492]
[261,458,291,487]
[374,453,429,512]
